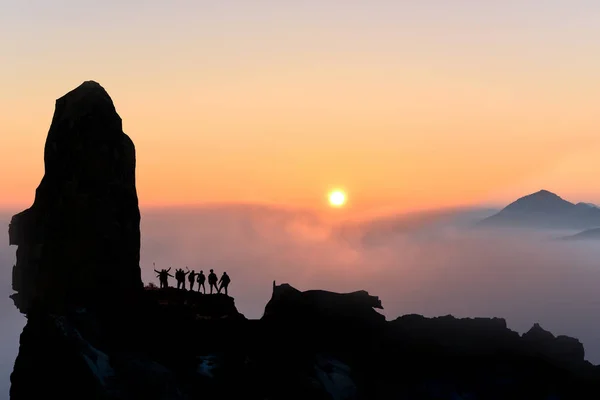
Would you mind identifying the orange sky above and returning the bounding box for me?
[1,1,599,215]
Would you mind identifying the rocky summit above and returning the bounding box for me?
[7,82,600,400]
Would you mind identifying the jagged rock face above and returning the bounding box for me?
[523,323,586,367]
[8,81,142,314]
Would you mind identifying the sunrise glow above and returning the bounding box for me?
[328,190,347,208]
[1,2,600,214]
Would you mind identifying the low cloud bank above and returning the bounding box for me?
[1,204,599,399]
[140,206,600,363]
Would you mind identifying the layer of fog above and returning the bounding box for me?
[1,205,600,399]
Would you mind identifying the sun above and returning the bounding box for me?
[328,190,347,207]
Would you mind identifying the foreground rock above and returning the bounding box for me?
[11,281,600,399]
[8,82,600,400]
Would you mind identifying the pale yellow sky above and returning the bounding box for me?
[1,1,599,214]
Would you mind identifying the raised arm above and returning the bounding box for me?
[166,267,171,272]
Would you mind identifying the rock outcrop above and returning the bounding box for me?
[8,81,146,400]
[263,280,385,324]
[9,80,142,315]
[8,82,600,400]
[146,287,246,320]
[522,322,587,369]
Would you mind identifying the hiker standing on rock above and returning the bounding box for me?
[187,268,197,291]
[208,269,218,294]
[197,270,206,294]
[154,263,173,289]
[175,269,182,289]
[218,272,231,296]
[176,268,189,290]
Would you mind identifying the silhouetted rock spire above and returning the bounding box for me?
[8,80,142,314]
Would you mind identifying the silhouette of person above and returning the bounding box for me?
[187,268,197,291]
[175,268,181,289]
[154,268,164,288]
[197,270,206,294]
[154,264,173,289]
[175,268,189,290]
[218,272,231,296]
[208,269,218,294]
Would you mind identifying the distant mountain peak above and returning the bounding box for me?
[504,190,571,212]
[525,189,562,200]
[477,190,600,230]
[535,189,553,195]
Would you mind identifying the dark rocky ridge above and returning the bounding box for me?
[10,283,600,399]
[8,82,600,400]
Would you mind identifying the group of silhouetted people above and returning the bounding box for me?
[153,263,231,295]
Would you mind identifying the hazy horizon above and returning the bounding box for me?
[1,185,595,226]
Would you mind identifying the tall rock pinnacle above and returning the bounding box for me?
[8,81,142,315]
